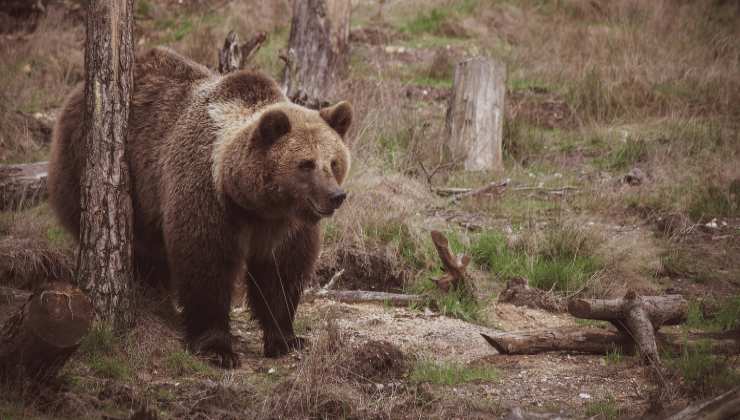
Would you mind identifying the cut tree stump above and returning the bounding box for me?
[445,57,506,171]
[218,30,266,74]
[567,292,688,364]
[481,328,632,355]
[665,386,740,420]
[0,282,94,381]
[282,0,350,109]
[430,230,472,293]
[0,161,48,211]
[498,276,565,312]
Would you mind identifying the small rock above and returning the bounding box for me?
[624,167,646,186]
[705,218,719,229]
[268,367,276,374]
[579,393,591,399]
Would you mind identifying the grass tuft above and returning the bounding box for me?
[164,350,213,377]
[410,360,498,385]
[666,340,740,396]
[584,395,621,420]
[471,224,602,293]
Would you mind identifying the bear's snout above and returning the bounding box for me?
[329,189,347,209]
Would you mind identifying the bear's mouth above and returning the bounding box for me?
[308,199,334,218]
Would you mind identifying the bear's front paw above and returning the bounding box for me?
[189,330,241,369]
[264,335,306,358]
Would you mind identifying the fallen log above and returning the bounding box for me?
[666,387,740,420]
[481,328,632,355]
[0,282,94,381]
[568,292,688,364]
[306,289,423,307]
[0,161,48,211]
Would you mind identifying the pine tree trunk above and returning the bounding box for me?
[445,57,506,171]
[77,0,135,329]
[283,0,350,108]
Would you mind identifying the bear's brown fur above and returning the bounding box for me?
[48,47,352,367]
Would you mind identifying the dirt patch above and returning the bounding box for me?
[316,247,409,292]
[348,340,407,382]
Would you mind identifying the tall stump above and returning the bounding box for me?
[445,57,506,171]
[282,0,350,108]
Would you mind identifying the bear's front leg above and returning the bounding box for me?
[165,220,242,368]
[245,225,319,357]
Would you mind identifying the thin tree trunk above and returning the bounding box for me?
[282,0,350,108]
[78,0,135,329]
[445,57,506,171]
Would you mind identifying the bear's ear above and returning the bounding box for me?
[255,109,291,146]
[319,101,352,139]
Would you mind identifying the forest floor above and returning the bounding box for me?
[1,0,739,419]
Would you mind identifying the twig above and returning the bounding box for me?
[448,179,510,203]
[323,269,344,292]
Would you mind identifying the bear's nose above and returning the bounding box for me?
[329,190,347,209]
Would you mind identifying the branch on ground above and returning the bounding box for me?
[498,277,566,312]
[430,230,473,294]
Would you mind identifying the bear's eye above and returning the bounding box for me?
[299,159,316,171]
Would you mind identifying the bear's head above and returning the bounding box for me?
[218,101,352,222]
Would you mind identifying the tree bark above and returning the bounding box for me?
[282,0,350,109]
[666,387,740,420]
[78,0,136,329]
[0,161,48,211]
[445,57,506,171]
[481,328,632,355]
[0,282,94,381]
[567,292,688,364]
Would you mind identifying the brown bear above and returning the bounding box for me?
[48,47,352,367]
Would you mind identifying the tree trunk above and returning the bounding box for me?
[0,283,94,381]
[282,0,350,109]
[78,0,136,329]
[0,161,48,211]
[480,328,632,355]
[445,57,506,171]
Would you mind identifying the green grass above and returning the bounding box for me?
[604,348,623,365]
[88,356,132,380]
[686,297,740,332]
[665,340,740,396]
[411,273,481,322]
[584,396,621,420]
[164,350,213,377]
[79,326,117,357]
[410,360,498,385]
[687,183,740,221]
[599,137,650,170]
[78,326,132,380]
[470,226,602,293]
